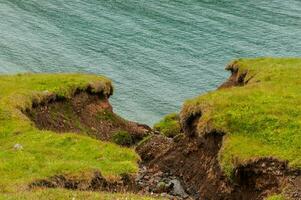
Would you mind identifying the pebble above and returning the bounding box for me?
[14,143,23,150]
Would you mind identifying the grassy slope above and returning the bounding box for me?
[0,74,149,199]
[0,189,163,200]
[182,58,301,175]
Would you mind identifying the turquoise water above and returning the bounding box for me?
[1,0,301,125]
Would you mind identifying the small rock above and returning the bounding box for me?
[14,144,23,150]
[169,179,189,198]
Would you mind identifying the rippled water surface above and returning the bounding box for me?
[1,0,301,125]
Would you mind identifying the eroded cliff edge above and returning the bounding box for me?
[1,58,301,200]
[137,58,301,200]
[0,74,155,199]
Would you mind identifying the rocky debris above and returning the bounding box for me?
[135,166,190,199]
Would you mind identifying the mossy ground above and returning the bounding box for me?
[0,74,148,198]
[182,58,301,176]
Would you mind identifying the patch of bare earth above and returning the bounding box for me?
[137,127,301,199]
[218,61,256,89]
[25,89,150,145]
[29,171,136,193]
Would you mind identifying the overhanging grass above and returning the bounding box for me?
[181,58,301,176]
[0,74,139,193]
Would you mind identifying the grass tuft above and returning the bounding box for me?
[154,113,182,138]
[112,130,133,146]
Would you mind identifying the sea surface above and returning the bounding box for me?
[1,0,301,125]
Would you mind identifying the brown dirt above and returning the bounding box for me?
[285,176,301,199]
[25,90,150,145]
[137,127,301,200]
[218,61,255,89]
[232,157,301,199]
[29,171,136,193]
[141,131,232,200]
[136,135,173,164]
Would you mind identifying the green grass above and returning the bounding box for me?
[112,130,133,146]
[0,188,164,200]
[181,58,301,176]
[154,113,181,138]
[0,74,140,196]
[266,195,286,200]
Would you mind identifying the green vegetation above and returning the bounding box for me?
[181,58,301,176]
[112,130,133,146]
[266,194,285,200]
[154,113,181,138]
[0,189,163,200]
[0,74,141,197]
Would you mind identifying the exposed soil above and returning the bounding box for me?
[136,135,173,164]
[219,61,255,89]
[232,157,301,199]
[137,131,301,199]
[25,90,150,145]
[285,176,301,199]
[138,130,232,199]
[29,170,136,193]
